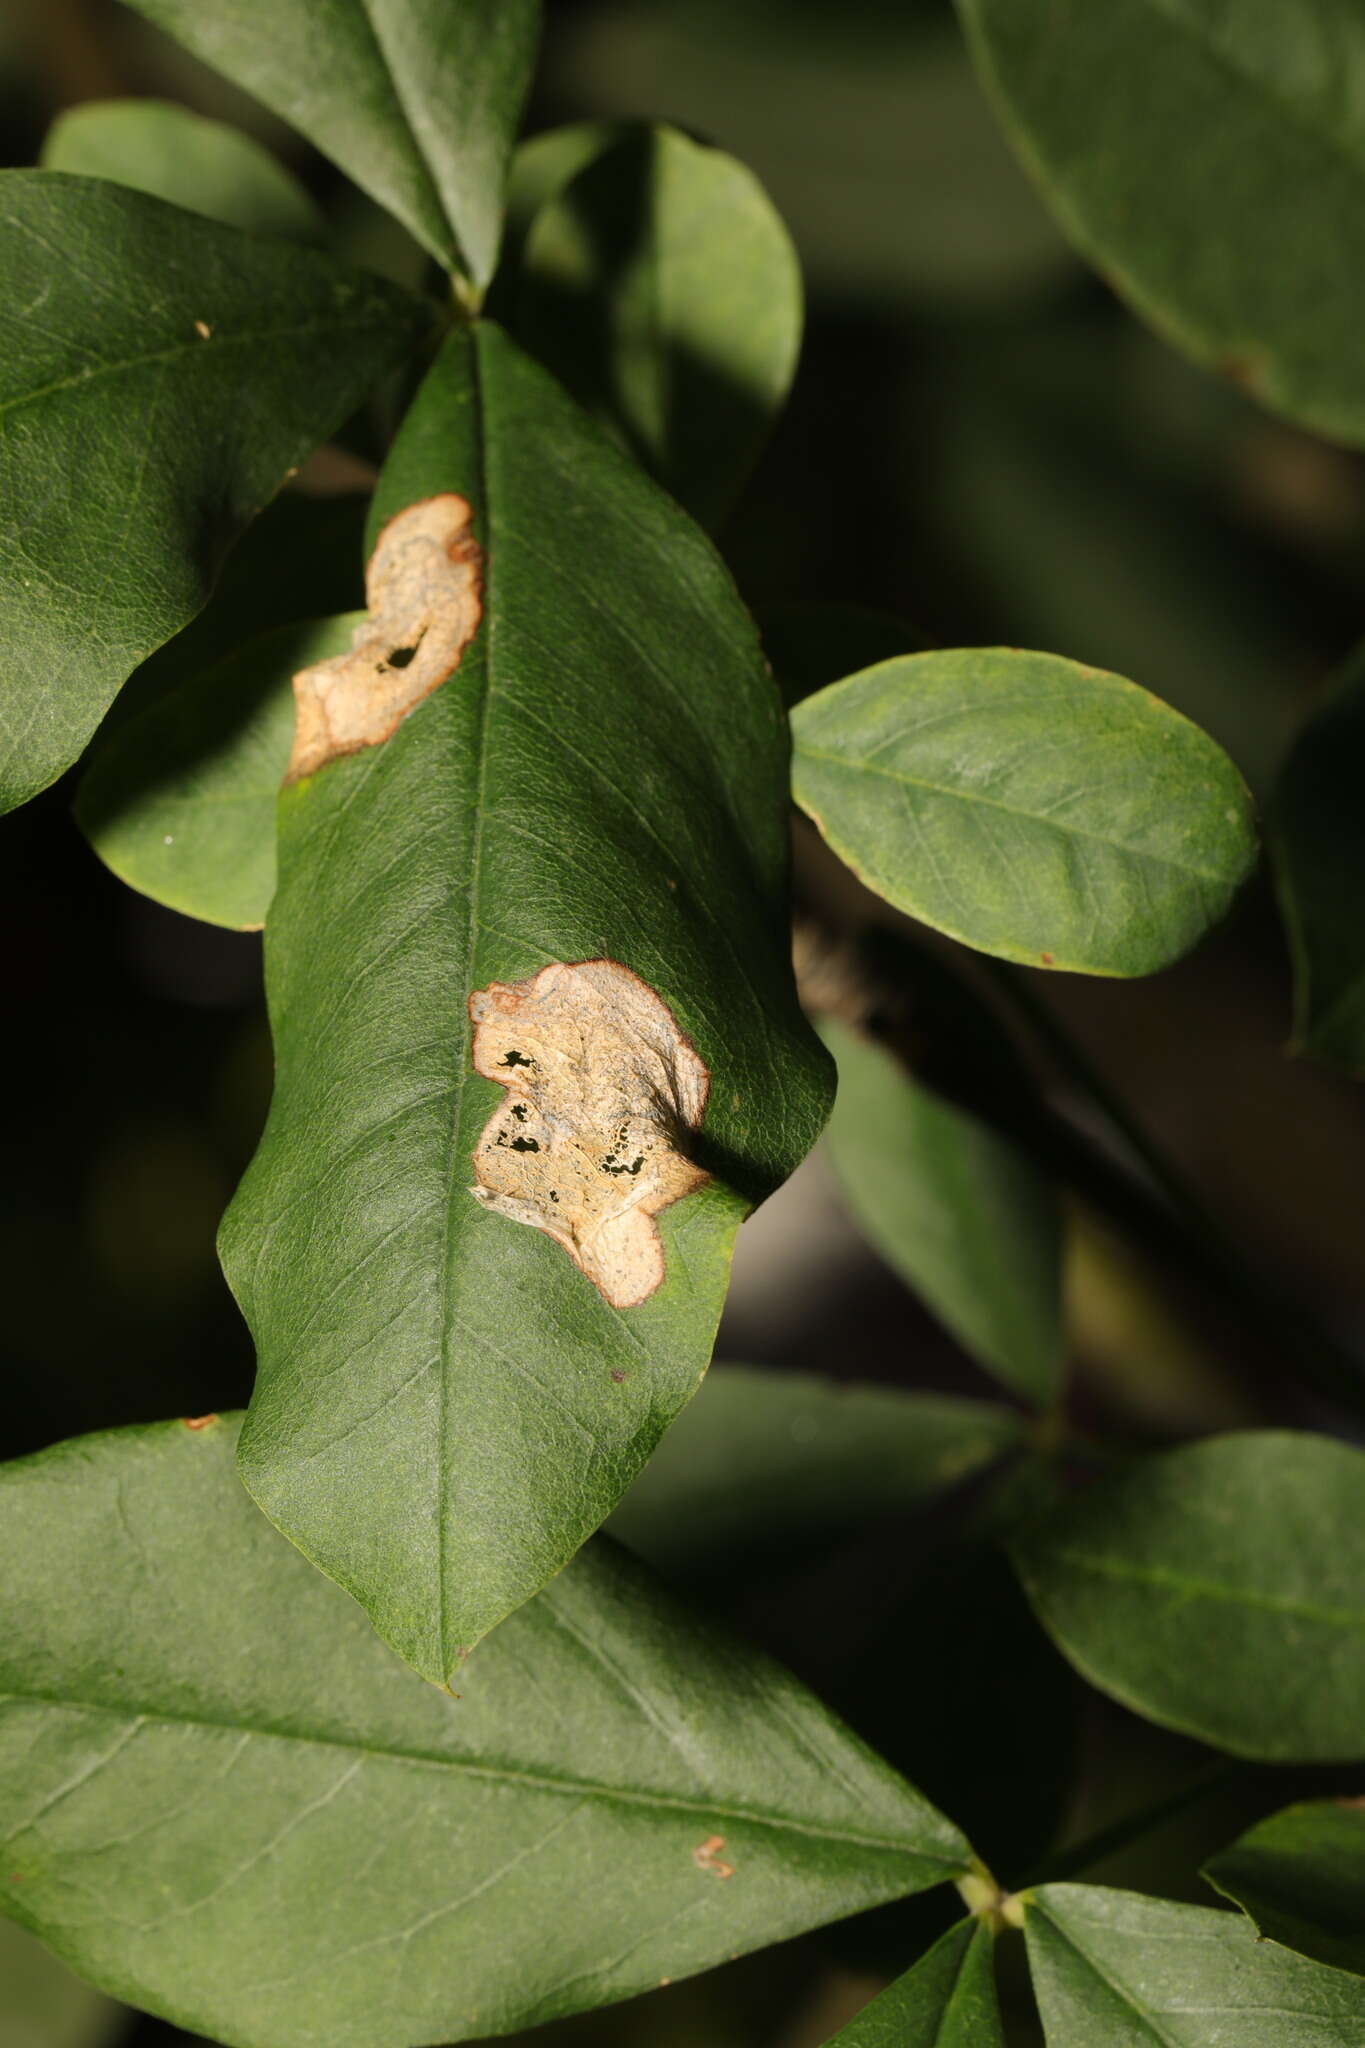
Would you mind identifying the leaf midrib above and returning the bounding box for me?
[1031,1544,1365,1631]
[1032,1905,1185,2048]
[794,741,1233,885]
[0,1689,959,1861]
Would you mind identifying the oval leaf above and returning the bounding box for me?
[957,0,1365,445]
[790,648,1257,975]
[123,0,538,285]
[825,1918,1003,2045]
[1026,1883,1365,2045]
[0,1418,971,2048]
[607,1364,1023,1578]
[1272,643,1365,1075]
[0,172,430,814]
[75,614,358,929]
[218,324,833,1682]
[515,123,802,528]
[41,98,324,241]
[820,1017,1062,1407]
[1012,1432,1365,1760]
[1204,1801,1365,1978]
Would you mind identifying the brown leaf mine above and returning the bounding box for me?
[469,960,710,1309]
[286,493,482,782]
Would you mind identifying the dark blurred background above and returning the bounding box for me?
[6,1,1365,2043]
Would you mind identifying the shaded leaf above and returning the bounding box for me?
[1012,1432,1365,1761]
[825,1919,1002,2045]
[515,123,801,527]
[1204,1800,1365,1978]
[1272,643,1365,1074]
[500,120,626,281]
[219,324,833,1682]
[0,1917,124,2048]
[75,614,358,930]
[40,98,324,241]
[0,1417,971,2048]
[956,0,1365,446]
[123,0,538,285]
[820,1017,1062,1408]
[790,648,1258,975]
[606,1363,1023,1578]
[1026,1883,1365,2044]
[0,172,430,814]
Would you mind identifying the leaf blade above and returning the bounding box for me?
[0,1417,971,2048]
[219,324,832,1680]
[0,172,431,814]
[1204,1800,1365,1978]
[791,649,1257,976]
[1012,1432,1365,1761]
[825,1918,1003,2045]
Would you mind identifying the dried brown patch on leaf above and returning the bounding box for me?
[287,493,483,782]
[692,1834,735,1879]
[468,960,710,1309]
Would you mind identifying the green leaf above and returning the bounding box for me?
[1012,1432,1365,1761]
[75,614,357,930]
[956,0,1365,446]
[1204,1800,1365,1978]
[500,120,626,280]
[40,98,324,241]
[218,324,833,1683]
[0,172,431,815]
[1025,1883,1365,2045]
[1272,644,1365,1075]
[606,1364,1023,1579]
[790,648,1258,976]
[123,0,538,286]
[825,1918,1003,2045]
[820,1017,1062,1408]
[514,123,802,528]
[0,1417,970,2048]
[0,1918,123,2048]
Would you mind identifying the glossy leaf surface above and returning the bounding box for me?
[1272,643,1365,1074]
[607,1364,1022,1578]
[821,1018,1061,1407]
[1026,1883,1365,2044]
[0,1418,969,2048]
[0,173,429,813]
[219,324,832,1681]
[1204,1801,1365,1978]
[76,614,358,929]
[516,123,801,527]
[123,0,538,284]
[957,0,1365,446]
[1013,1433,1365,1760]
[825,1919,1003,2045]
[791,649,1257,975]
[41,98,324,240]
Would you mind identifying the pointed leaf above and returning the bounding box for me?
[75,614,359,929]
[1272,644,1365,1075]
[820,1017,1061,1407]
[41,98,324,241]
[791,649,1258,975]
[1012,1432,1365,1761]
[0,172,431,814]
[826,1919,1003,2045]
[1026,1884,1365,2045]
[515,124,802,528]
[1204,1800,1365,1978]
[219,324,833,1682]
[123,0,539,284]
[957,0,1365,446]
[607,1364,1022,1578]
[0,1417,970,2048]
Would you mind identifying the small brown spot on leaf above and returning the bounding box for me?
[183,1414,218,1430]
[287,494,483,782]
[468,960,709,1309]
[610,1369,627,1383]
[1039,952,1054,967]
[193,319,212,340]
[693,1834,735,1879]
